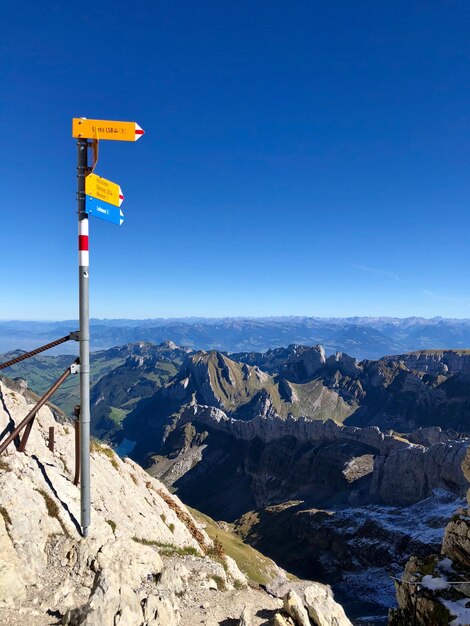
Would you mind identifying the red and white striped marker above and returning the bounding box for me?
[79,219,89,266]
[134,123,145,140]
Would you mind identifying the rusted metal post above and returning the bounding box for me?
[0,359,78,455]
[48,427,55,452]
[18,415,37,452]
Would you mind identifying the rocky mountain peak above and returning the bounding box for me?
[176,350,274,413]
[125,354,149,367]
[279,344,327,383]
[158,339,180,351]
[0,376,352,626]
[392,349,470,376]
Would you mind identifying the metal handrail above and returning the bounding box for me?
[0,359,79,455]
[0,332,79,371]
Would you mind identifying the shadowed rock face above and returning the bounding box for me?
[389,449,470,625]
[233,490,464,582]
[143,402,468,523]
[151,427,378,519]
[371,442,468,505]
[231,344,327,381]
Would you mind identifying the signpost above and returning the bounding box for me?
[73,118,144,142]
[85,196,125,226]
[77,138,90,538]
[75,117,144,537]
[86,173,124,206]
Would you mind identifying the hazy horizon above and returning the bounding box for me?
[2,314,470,323]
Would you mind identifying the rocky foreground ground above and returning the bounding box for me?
[389,447,470,625]
[0,377,351,626]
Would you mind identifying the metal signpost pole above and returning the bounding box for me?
[77,137,91,537]
[73,117,144,537]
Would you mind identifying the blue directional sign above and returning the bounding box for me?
[85,195,124,226]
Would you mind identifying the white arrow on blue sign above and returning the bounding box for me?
[85,195,124,226]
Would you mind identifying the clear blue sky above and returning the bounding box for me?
[2,0,470,319]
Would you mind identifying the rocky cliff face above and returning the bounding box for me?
[234,489,466,624]
[146,403,468,512]
[398,349,470,376]
[231,344,327,381]
[232,346,470,432]
[142,403,468,623]
[370,441,468,505]
[389,448,470,625]
[340,351,470,432]
[0,376,352,626]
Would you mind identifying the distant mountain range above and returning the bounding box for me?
[2,316,470,359]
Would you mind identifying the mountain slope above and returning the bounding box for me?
[90,341,190,439]
[122,349,357,462]
[111,345,470,622]
[0,375,352,625]
[231,345,470,432]
[0,341,190,432]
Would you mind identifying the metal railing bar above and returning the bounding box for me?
[0,332,79,371]
[0,359,79,455]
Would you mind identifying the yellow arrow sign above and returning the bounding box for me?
[72,118,145,142]
[85,173,124,207]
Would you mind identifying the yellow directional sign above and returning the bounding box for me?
[72,118,145,142]
[85,173,124,207]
